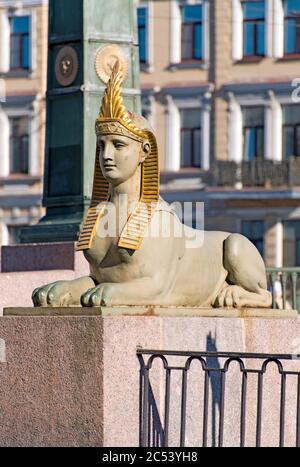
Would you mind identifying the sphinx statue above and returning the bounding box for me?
[32,61,272,308]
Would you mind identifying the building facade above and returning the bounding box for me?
[138,0,300,267]
[1,0,300,269]
[0,0,47,245]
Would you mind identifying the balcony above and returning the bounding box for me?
[213,158,300,188]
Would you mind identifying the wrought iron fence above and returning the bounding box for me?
[213,159,300,187]
[266,267,300,312]
[138,349,300,448]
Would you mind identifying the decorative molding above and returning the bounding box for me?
[228,92,243,163]
[0,0,48,8]
[165,95,181,171]
[273,0,284,58]
[232,0,243,61]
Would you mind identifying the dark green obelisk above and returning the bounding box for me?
[21,0,140,243]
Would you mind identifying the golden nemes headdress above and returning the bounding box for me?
[76,60,159,251]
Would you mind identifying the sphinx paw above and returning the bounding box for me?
[215,285,242,308]
[81,284,112,307]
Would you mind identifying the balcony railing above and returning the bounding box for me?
[266,267,300,312]
[213,159,300,187]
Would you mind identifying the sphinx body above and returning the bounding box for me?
[32,194,271,308]
[32,61,271,309]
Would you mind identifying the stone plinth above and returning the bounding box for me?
[0,244,89,314]
[0,308,299,447]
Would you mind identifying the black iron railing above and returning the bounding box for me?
[138,349,300,447]
[213,159,300,187]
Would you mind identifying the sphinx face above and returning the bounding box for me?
[98,133,142,186]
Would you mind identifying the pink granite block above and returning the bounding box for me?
[0,244,89,314]
[0,314,299,447]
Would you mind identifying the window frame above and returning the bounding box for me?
[242,0,266,59]
[242,106,265,160]
[180,108,202,169]
[180,4,203,62]
[282,104,300,158]
[9,116,30,175]
[9,15,31,72]
[283,0,300,57]
[137,6,148,65]
[283,123,300,158]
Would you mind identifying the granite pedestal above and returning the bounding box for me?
[0,307,299,447]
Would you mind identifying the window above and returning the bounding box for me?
[138,7,147,63]
[243,107,265,160]
[9,117,29,174]
[180,109,201,168]
[9,15,31,70]
[283,220,300,266]
[242,0,265,57]
[242,220,264,257]
[284,0,300,55]
[282,105,300,159]
[181,4,202,61]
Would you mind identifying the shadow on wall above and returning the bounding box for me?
[206,331,221,448]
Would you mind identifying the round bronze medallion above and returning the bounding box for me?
[55,46,79,87]
[95,45,128,84]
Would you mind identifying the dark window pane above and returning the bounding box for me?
[244,128,256,160]
[10,35,21,68]
[244,23,255,55]
[138,26,146,62]
[181,5,202,61]
[243,107,265,159]
[242,220,264,257]
[243,1,265,57]
[182,5,202,22]
[256,127,264,157]
[284,0,300,54]
[180,109,202,168]
[283,105,300,158]
[285,18,296,53]
[182,24,193,60]
[297,239,300,266]
[296,126,300,156]
[138,8,147,63]
[193,129,202,166]
[283,104,300,124]
[10,15,30,70]
[181,130,192,167]
[285,0,300,16]
[194,23,202,59]
[181,108,200,127]
[283,126,295,158]
[243,1,265,20]
[23,35,30,68]
[243,107,264,125]
[257,22,265,55]
[138,7,146,26]
[283,220,300,266]
[12,16,29,33]
[9,117,29,174]
[296,19,300,52]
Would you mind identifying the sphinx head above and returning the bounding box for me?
[97,114,153,186]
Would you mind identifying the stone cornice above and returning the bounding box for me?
[0,0,47,8]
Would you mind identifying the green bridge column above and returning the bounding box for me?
[21,0,140,243]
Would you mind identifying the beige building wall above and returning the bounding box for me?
[139,0,300,269]
[0,0,48,244]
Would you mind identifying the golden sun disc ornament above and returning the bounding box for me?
[95,45,128,84]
